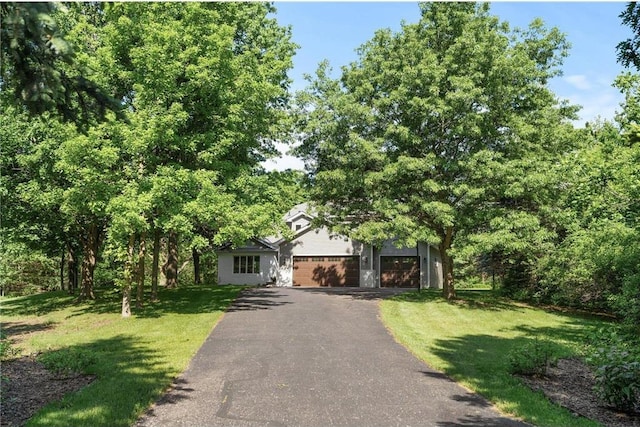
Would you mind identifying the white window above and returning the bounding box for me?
[233,256,260,274]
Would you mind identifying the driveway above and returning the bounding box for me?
[137,287,529,427]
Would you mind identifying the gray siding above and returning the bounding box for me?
[218,252,278,285]
[280,227,363,257]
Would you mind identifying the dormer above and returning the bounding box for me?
[286,211,312,232]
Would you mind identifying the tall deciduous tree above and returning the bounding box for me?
[99,2,295,293]
[295,3,575,299]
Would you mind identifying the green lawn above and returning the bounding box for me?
[380,290,609,427]
[1,285,242,427]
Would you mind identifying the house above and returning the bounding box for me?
[216,203,443,289]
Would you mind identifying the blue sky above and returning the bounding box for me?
[264,2,634,171]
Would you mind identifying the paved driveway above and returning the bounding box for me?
[137,288,529,427]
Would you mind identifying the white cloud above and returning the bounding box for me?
[263,154,306,171]
[262,141,305,171]
[565,74,592,91]
[566,89,623,126]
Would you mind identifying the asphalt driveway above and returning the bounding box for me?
[137,287,530,427]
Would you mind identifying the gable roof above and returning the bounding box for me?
[217,237,278,252]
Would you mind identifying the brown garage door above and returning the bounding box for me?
[381,256,419,288]
[293,256,360,287]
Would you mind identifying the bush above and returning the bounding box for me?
[0,245,59,296]
[536,223,640,320]
[0,332,20,360]
[586,328,640,412]
[591,346,640,412]
[508,338,557,376]
[38,348,98,376]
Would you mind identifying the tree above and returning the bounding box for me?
[2,2,298,314]
[617,2,640,70]
[0,2,123,128]
[55,121,125,300]
[295,3,575,299]
[0,100,83,293]
[99,2,296,295]
[2,3,128,300]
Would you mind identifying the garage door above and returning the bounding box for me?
[381,256,419,288]
[293,256,360,287]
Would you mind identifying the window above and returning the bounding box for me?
[233,256,260,274]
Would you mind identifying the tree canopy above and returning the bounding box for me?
[295,3,576,299]
[1,2,300,316]
[0,2,124,128]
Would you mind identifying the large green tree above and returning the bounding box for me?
[99,2,295,296]
[2,2,298,313]
[295,3,576,299]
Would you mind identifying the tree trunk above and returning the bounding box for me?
[122,234,134,318]
[60,249,65,291]
[79,224,98,300]
[151,228,160,301]
[73,252,79,292]
[66,242,77,294]
[163,231,178,288]
[136,232,146,308]
[192,247,201,285]
[439,226,456,300]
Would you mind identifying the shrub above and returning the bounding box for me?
[0,246,59,296]
[508,338,557,376]
[591,346,640,412]
[0,332,20,360]
[38,348,98,377]
[586,328,640,412]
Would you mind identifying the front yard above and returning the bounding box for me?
[380,290,627,427]
[0,285,242,427]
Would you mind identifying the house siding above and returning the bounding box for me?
[218,251,278,285]
[214,203,443,289]
[276,226,363,287]
[280,227,364,257]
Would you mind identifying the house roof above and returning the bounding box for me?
[217,237,278,252]
[283,202,314,221]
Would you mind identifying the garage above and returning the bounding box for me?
[293,256,360,287]
[380,256,419,288]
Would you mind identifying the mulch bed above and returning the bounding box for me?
[519,357,640,427]
[1,356,95,427]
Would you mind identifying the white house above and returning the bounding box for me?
[216,203,443,289]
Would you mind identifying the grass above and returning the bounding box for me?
[0,284,243,427]
[380,290,610,427]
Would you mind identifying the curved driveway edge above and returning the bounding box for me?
[137,287,530,427]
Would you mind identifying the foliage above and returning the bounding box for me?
[589,345,640,412]
[0,332,21,360]
[585,326,640,412]
[294,2,576,299]
[530,74,640,321]
[0,242,59,296]
[617,2,640,70]
[38,348,98,377]
[0,3,123,128]
[507,338,558,376]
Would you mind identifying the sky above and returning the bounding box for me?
[263,2,634,171]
